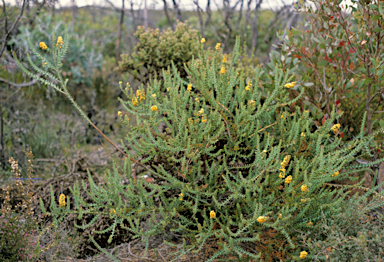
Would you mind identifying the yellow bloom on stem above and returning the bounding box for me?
[279,168,286,178]
[187,83,192,91]
[257,216,267,223]
[42,62,47,67]
[132,97,138,106]
[202,117,207,123]
[179,193,183,201]
[117,111,122,117]
[284,81,296,88]
[215,43,221,50]
[278,213,282,219]
[301,184,308,192]
[198,108,204,115]
[331,123,341,133]
[245,86,251,91]
[110,209,116,215]
[332,171,339,177]
[249,100,255,106]
[307,221,313,226]
[222,54,227,63]
[300,251,308,259]
[285,175,292,184]
[210,210,216,219]
[201,38,206,43]
[39,42,47,50]
[152,94,156,98]
[151,105,158,111]
[56,36,63,48]
[59,194,65,207]
[220,66,225,74]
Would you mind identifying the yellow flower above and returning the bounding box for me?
[331,124,341,133]
[222,54,227,63]
[42,62,47,67]
[201,38,206,43]
[132,97,138,106]
[249,100,256,106]
[39,42,47,50]
[151,105,158,111]
[210,210,216,219]
[152,94,156,98]
[257,216,267,223]
[187,83,193,92]
[56,36,63,48]
[307,221,313,226]
[332,171,340,177]
[285,175,292,184]
[284,81,296,88]
[279,168,286,179]
[119,81,122,85]
[300,251,308,259]
[179,193,183,201]
[110,209,116,215]
[301,198,310,203]
[278,213,282,219]
[195,97,200,102]
[117,111,122,117]
[59,194,65,207]
[202,117,207,123]
[198,108,204,115]
[215,43,221,50]
[301,132,306,137]
[220,66,225,74]
[281,155,291,168]
[301,184,308,192]
[245,86,251,91]
[188,118,194,125]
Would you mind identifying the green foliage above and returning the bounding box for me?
[296,194,384,261]
[10,14,103,98]
[118,22,201,84]
[29,32,384,261]
[0,153,43,261]
[278,0,384,146]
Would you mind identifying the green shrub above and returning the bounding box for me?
[14,25,384,261]
[117,21,201,84]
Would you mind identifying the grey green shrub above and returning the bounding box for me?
[13,26,384,261]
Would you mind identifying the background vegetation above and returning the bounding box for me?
[1,0,384,261]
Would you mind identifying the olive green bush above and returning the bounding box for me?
[13,25,384,261]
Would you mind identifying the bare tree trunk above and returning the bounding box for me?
[144,0,148,29]
[193,0,205,36]
[116,0,125,62]
[171,0,182,22]
[162,0,174,30]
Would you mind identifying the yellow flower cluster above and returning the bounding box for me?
[198,108,204,115]
[215,43,221,50]
[279,155,291,178]
[284,81,296,88]
[210,210,216,218]
[110,208,116,215]
[42,62,47,67]
[220,66,225,74]
[117,111,122,117]
[285,175,292,184]
[39,42,47,50]
[245,79,252,91]
[307,221,313,226]
[201,38,206,43]
[222,54,227,63]
[152,94,156,98]
[257,216,268,223]
[59,194,65,207]
[331,123,341,133]
[301,198,310,203]
[56,36,63,48]
[332,171,339,177]
[151,105,157,111]
[179,193,183,201]
[300,251,308,259]
[187,83,193,92]
[301,184,308,192]
[132,89,145,106]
